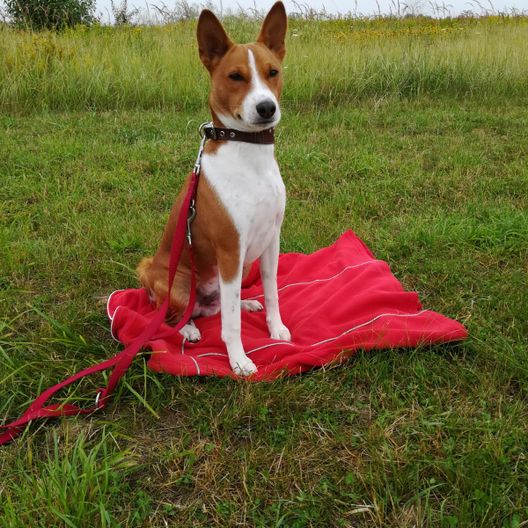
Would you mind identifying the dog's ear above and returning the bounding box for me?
[197,10,233,72]
[257,2,287,61]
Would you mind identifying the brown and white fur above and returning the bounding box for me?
[137,2,291,376]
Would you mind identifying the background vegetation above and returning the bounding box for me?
[1,15,528,113]
[3,0,96,30]
[1,11,527,528]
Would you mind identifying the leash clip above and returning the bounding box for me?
[198,121,213,138]
[198,121,215,141]
[187,121,212,245]
[194,122,212,175]
[186,199,197,246]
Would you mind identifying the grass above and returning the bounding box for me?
[1,15,528,113]
[1,14,528,528]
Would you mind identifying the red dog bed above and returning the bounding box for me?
[107,231,467,380]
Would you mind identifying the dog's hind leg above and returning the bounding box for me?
[180,319,201,342]
[241,299,263,311]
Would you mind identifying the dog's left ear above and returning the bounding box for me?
[257,2,287,61]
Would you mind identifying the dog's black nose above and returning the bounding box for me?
[256,100,276,119]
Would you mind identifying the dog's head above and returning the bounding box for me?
[197,2,287,132]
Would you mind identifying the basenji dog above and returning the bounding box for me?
[137,2,291,376]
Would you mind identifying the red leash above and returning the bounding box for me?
[0,127,210,446]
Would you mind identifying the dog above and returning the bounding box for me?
[137,2,291,376]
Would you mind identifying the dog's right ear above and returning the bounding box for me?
[197,10,233,72]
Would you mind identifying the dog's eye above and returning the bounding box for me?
[269,69,279,78]
[229,72,244,81]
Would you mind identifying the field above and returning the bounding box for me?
[1,14,528,528]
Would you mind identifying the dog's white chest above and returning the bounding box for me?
[202,142,285,264]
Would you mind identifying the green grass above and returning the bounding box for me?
[1,15,528,528]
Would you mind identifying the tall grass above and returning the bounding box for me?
[1,15,527,114]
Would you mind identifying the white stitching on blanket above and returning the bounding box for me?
[189,356,201,375]
[109,306,121,342]
[245,310,430,355]
[244,260,380,300]
[308,310,429,347]
[106,289,125,321]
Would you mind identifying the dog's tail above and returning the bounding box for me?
[136,257,154,291]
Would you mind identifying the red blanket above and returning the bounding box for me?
[107,231,467,381]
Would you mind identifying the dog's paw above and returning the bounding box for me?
[241,299,263,312]
[269,323,291,341]
[179,322,201,342]
[231,356,258,377]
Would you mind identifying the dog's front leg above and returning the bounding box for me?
[260,233,291,341]
[218,256,258,376]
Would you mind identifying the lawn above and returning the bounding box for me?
[1,14,527,528]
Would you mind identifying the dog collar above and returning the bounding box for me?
[202,125,275,145]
